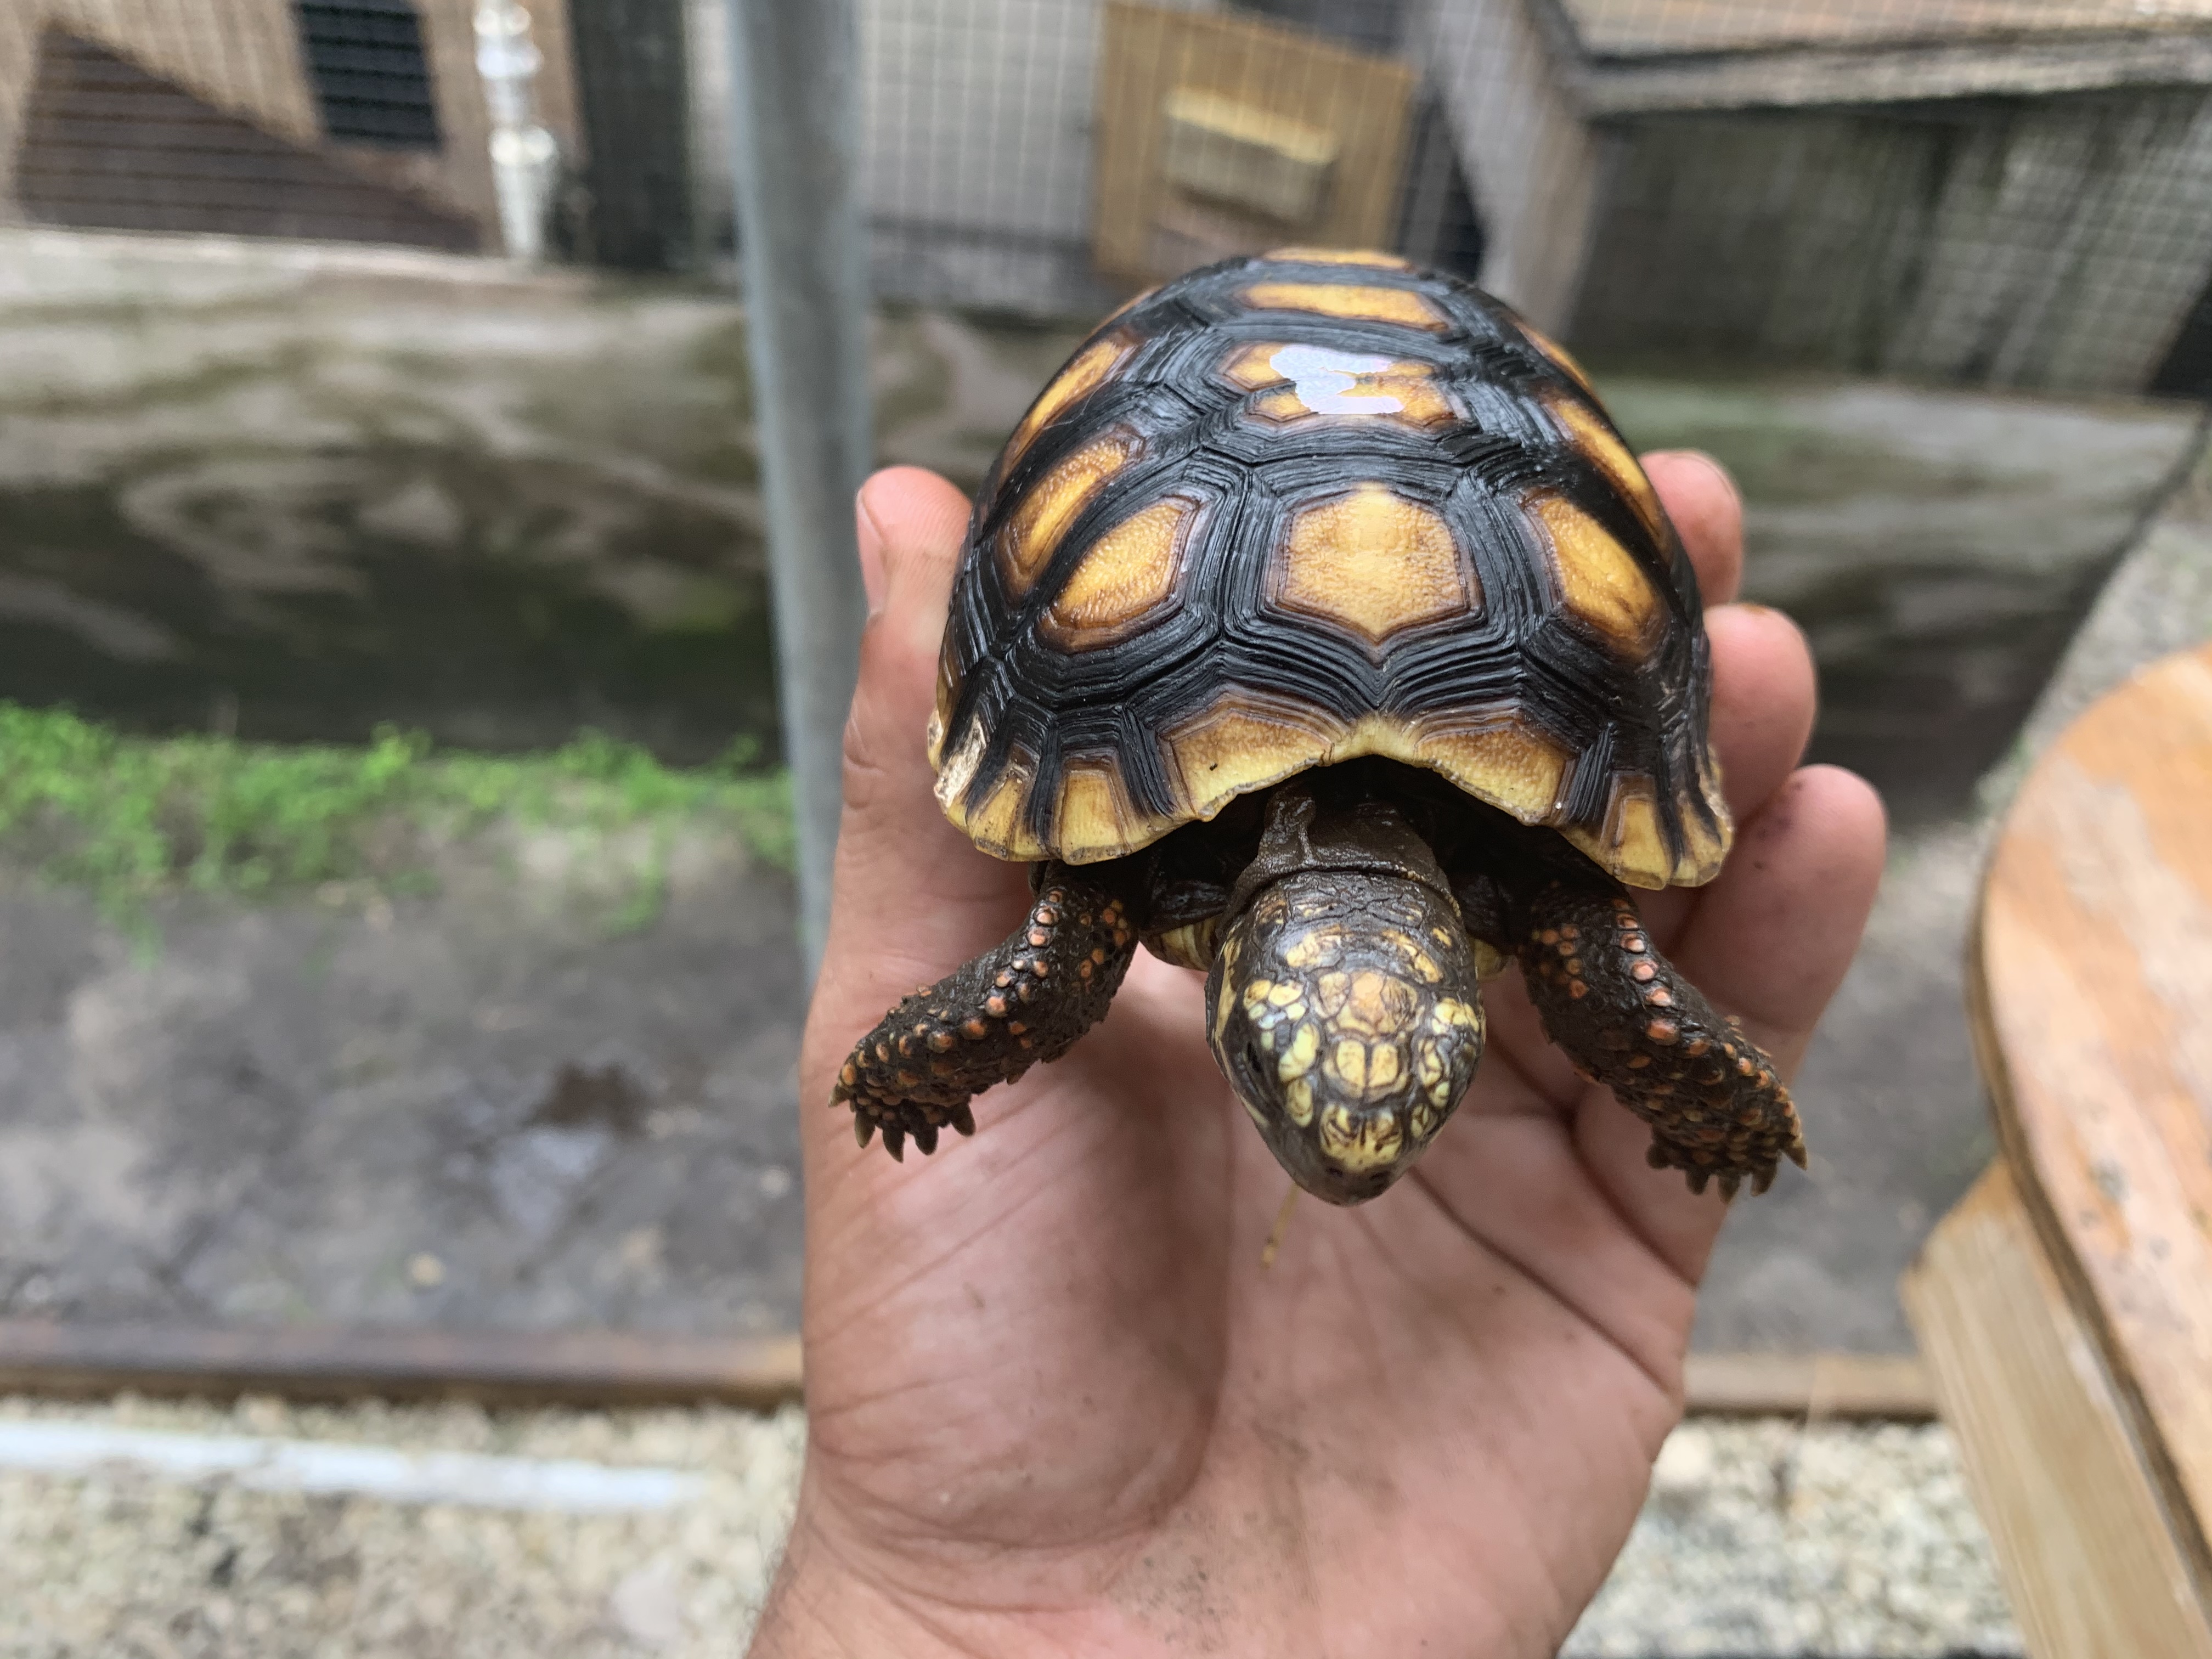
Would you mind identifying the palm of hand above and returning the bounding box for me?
[766,460,1883,1658]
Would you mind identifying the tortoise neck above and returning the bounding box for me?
[1224,775,1457,928]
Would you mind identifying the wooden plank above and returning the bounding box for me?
[0,1321,803,1409]
[1560,0,2212,59]
[1568,31,2212,114]
[1976,643,2212,1568]
[1091,2,1415,284]
[0,1314,1921,1421]
[1903,1161,2212,1659]
[1683,1352,1935,1420]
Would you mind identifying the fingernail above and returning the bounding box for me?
[1645,448,1742,512]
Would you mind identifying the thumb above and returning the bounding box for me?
[803,467,1027,1102]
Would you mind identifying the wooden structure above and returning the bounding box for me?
[1424,0,2212,391]
[0,1318,803,1409]
[1903,643,2212,1657]
[0,0,583,252]
[0,1314,1931,1417]
[1092,3,1416,284]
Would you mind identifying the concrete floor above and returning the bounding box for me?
[0,227,2205,1355]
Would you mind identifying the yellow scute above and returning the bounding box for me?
[1238,281,1450,333]
[1269,486,1477,648]
[1001,331,1135,473]
[997,430,1142,595]
[1041,495,1196,647]
[1526,490,1663,659]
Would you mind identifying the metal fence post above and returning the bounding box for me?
[722,0,872,980]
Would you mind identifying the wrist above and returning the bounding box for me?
[747,1505,998,1659]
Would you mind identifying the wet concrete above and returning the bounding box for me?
[1,229,2204,1351]
[1604,376,2203,828]
[0,824,808,1335]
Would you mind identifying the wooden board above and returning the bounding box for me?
[0,1315,1914,1419]
[0,1319,802,1409]
[1559,0,2212,58]
[1904,1161,2212,1659]
[1092,2,1415,284]
[1976,643,2212,1564]
[1682,1352,1934,1420]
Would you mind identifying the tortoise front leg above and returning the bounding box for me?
[1513,871,1807,1200]
[832,863,1138,1159]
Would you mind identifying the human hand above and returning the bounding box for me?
[755,454,1886,1657]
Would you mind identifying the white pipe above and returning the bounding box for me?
[475,0,558,262]
[0,1419,704,1513]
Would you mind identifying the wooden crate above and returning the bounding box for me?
[1092,2,1416,284]
[1902,642,2212,1658]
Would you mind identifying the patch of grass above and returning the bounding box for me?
[0,704,792,931]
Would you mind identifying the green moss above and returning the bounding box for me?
[0,704,792,932]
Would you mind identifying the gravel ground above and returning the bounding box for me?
[1564,1420,2021,1658]
[1,1395,2019,1658]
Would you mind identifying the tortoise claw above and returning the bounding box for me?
[1717,1172,1742,1203]
[882,1125,906,1161]
[1787,1138,1809,1169]
[1685,1167,1711,1196]
[854,1116,875,1149]
[1751,1161,1778,1197]
[914,1125,939,1156]
[951,1103,976,1137]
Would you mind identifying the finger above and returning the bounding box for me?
[807,468,1021,1092]
[1705,602,1816,824]
[1644,450,1743,606]
[1578,764,1886,1277]
[855,464,970,630]
[833,466,971,843]
[1671,764,1886,1056]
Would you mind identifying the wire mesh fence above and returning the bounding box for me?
[2,1,2211,391]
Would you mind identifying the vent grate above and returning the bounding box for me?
[296,0,441,149]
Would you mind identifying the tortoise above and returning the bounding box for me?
[832,247,1805,1205]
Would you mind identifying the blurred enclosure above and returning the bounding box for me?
[5,2,2211,388]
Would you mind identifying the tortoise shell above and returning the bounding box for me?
[925,248,1730,892]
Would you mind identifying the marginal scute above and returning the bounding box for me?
[1669,770,1733,885]
[1053,755,1152,865]
[1410,713,1571,824]
[960,748,1047,862]
[996,428,1143,596]
[1238,281,1451,333]
[1263,246,1413,269]
[1001,330,1137,475]
[932,715,988,814]
[1562,772,1674,891]
[1162,689,1345,826]
[1268,486,1477,649]
[1040,494,1198,649]
[1526,490,1664,660]
[930,640,964,758]
[1549,393,1668,551]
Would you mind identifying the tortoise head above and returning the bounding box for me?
[1205,864,1485,1205]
